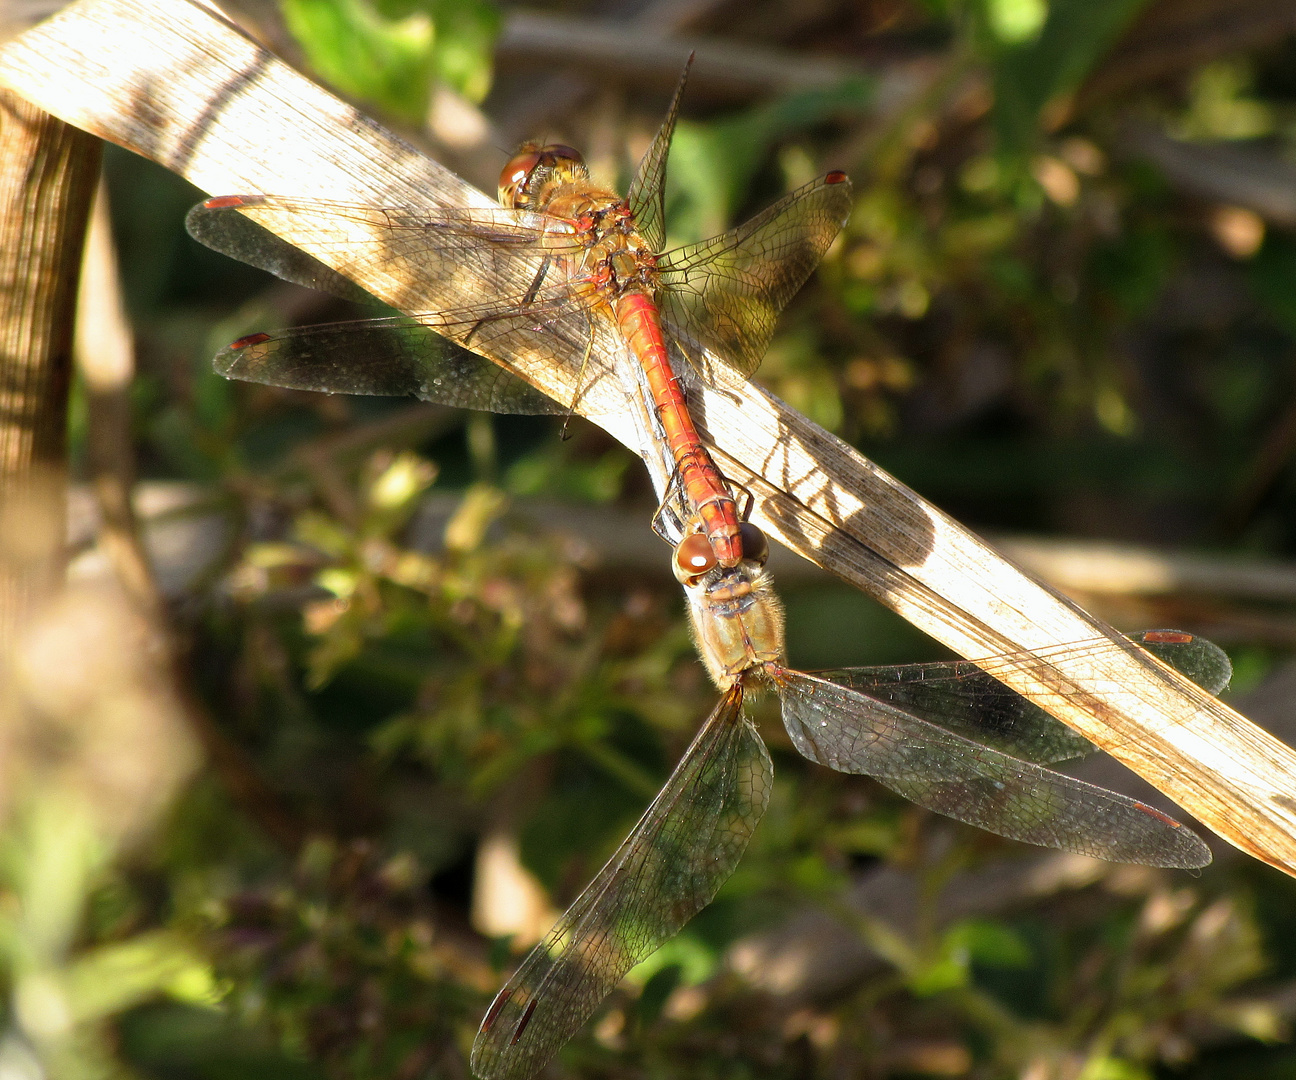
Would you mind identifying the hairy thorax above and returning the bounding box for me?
[539,184,660,303]
[683,564,786,690]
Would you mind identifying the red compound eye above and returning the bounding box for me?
[498,148,543,205]
[673,533,717,583]
[499,144,588,207]
[539,144,583,169]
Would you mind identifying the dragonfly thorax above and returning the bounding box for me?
[539,192,661,299]
[675,527,785,689]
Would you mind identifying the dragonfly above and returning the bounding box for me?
[186,59,852,567]
[184,63,1222,1079]
[469,521,1227,1080]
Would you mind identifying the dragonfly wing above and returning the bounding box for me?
[191,196,608,404]
[186,201,375,303]
[1135,630,1232,695]
[656,172,853,377]
[216,319,566,414]
[815,630,1231,766]
[817,663,1097,765]
[777,669,1210,869]
[625,57,692,255]
[471,685,771,1080]
[189,196,582,319]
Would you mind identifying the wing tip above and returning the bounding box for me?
[200,194,264,210]
[214,334,271,379]
[229,332,272,350]
[1137,807,1213,870]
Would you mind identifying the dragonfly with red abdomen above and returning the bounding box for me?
[184,61,1224,1079]
[469,520,1228,1080]
[186,59,852,567]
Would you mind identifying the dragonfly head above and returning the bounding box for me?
[672,523,768,587]
[498,143,589,209]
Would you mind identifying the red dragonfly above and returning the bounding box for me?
[185,64,1223,1079]
[470,522,1225,1079]
[186,60,852,566]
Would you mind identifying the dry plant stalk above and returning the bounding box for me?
[0,88,99,643]
[0,83,196,844]
[4,0,1296,874]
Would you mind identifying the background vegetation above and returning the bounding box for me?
[8,0,1296,1077]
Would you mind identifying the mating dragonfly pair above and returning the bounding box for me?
[188,61,1228,1080]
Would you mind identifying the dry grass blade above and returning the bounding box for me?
[5,0,1296,874]
[0,87,99,642]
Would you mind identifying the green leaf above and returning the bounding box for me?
[989,0,1152,155]
[633,962,682,1026]
[427,0,499,104]
[908,919,1031,996]
[1077,1056,1152,1080]
[280,0,498,125]
[945,918,1032,968]
[986,0,1048,44]
[63,932,208,1023]
[908,952,968,995]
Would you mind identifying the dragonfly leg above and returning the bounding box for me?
[461,253,557,349]
[651,497,688,547]
[559,319,599,442]
[521,254,554,306]
[728,479,756,522]
[651,466,692,545]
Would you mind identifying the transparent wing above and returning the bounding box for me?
[816,630,1231,766]
[215,319,565,414]
[625,56,692,255]
[186,195,588,325]
[777,668,1210,869]
[188,193,577,261]
[186,201,375,303]
[656,172,853,377]
[189,195,607,408]
[472,685,771,1080]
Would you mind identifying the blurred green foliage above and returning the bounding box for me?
[987,0,1148,155]
[281,0,498,123]
[14,0,1296,1078]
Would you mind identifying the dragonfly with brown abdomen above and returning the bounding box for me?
[469,518,1227,1080]
[186,58,851,568]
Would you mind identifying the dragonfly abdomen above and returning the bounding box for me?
[615,289,744,565]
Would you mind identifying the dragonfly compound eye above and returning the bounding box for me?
[498,146,544,206]
[673,533,718,584]
[499,144,589,208]
[738,523,769,566]
[538,144,587,180]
